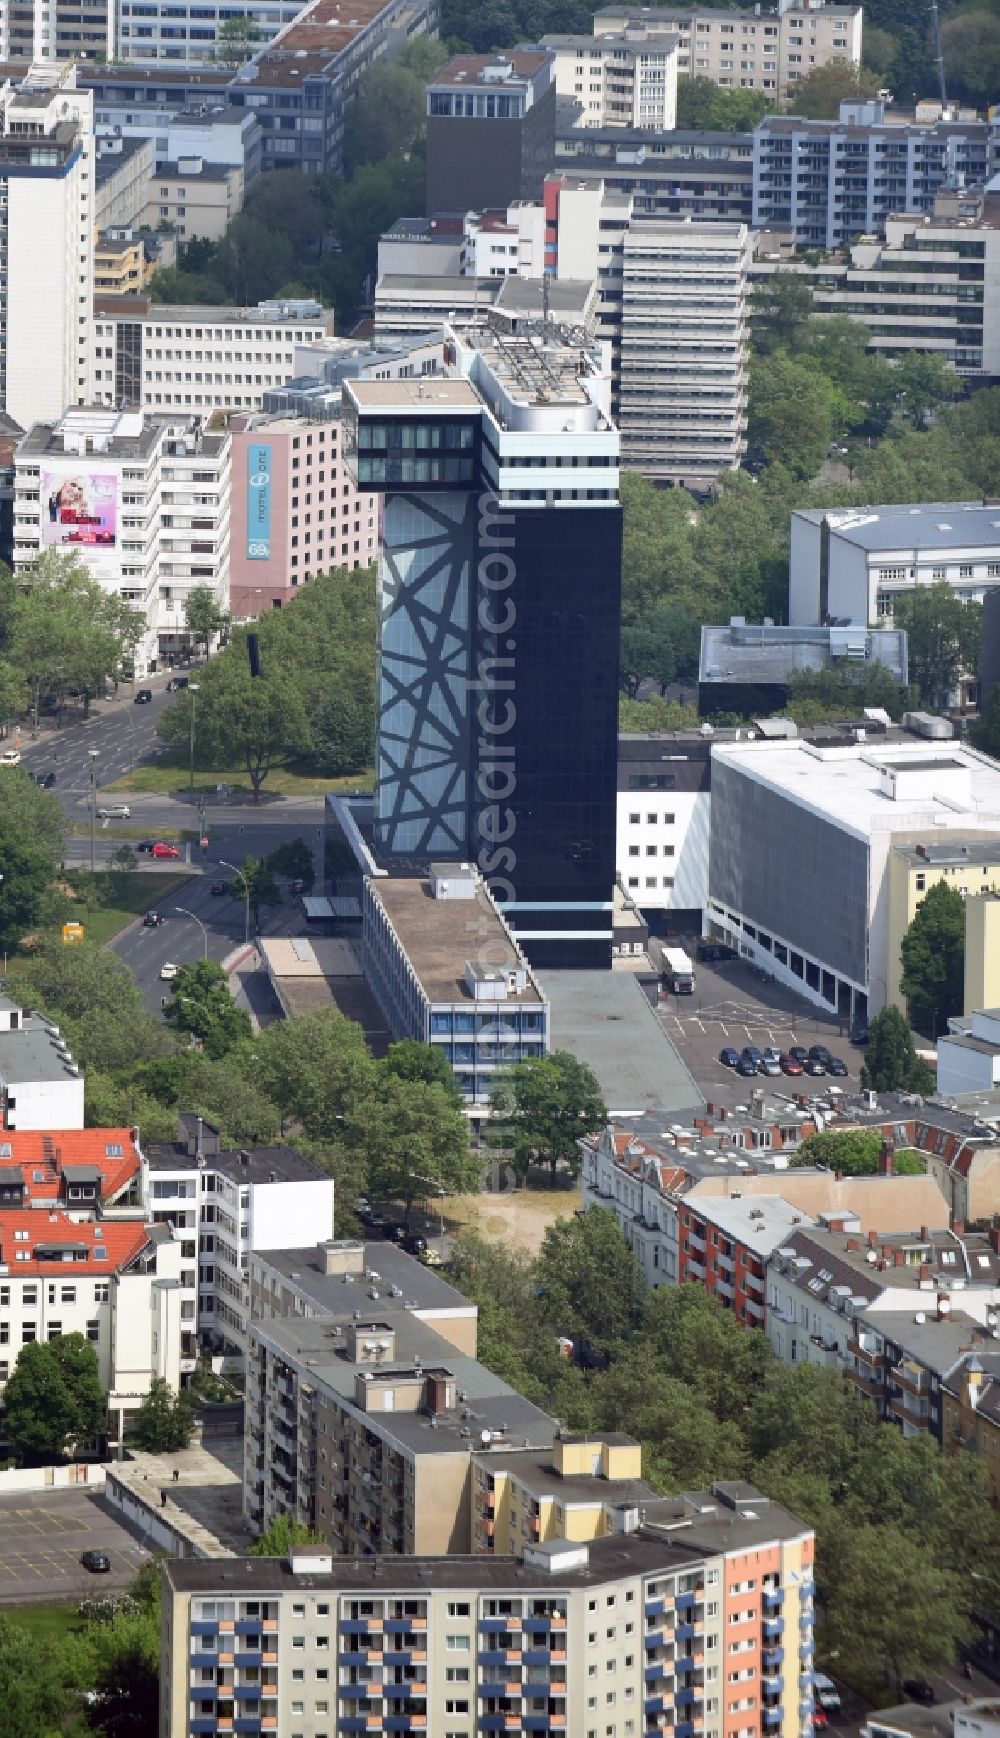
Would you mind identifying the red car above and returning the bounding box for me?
[780,1052,804,1075]
[151,841,181,859]
[812,1706,829,1729]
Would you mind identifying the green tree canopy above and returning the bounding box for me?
[247,1008,378,1140]
[676,76,773,130]
[384,1037,463,1101]
[164,958,253,1059]
[249,1514,325,1556]
[215,10,260,61]
[348,1072,479,1216]
[860,1003,936,1093]
[490,1051,607,1184]
[3,1334,104,1462]
[14,938,171,1075]
[159,656,310,802]
[183,584,228,654]
[133,1377,194,1453]
[892,583,981,709]
[900,877,966,1039]
[785,57,881,116]
[789,1128,886,1174]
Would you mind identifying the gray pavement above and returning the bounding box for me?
[0,1487,150,1604]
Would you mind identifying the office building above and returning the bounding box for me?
[80,0,438,175]
[342,317,622,969]
[790,501,1000,629]
[373,272,596,347]
[116,0,304,64]
[554,125,754,223]
[752,186,1000,381]
[617,733,711,925]
[595,0,861,101]
[14,406,231,675]
[363,863,550,1113]
[93,104,263,190]
[426,51,556,215]
[617,220,749,487]
[0,62,94,432]
[698,622,908,719]
[141,151,245,243]
[94,230,166,296]
[1,0,113,61]
[707,737,1000,1023]
[94,134,156,229]
[228,404,378,618]
[378,205,547,283]
[143,1114,336,1361]
[91,296,334,417]
[541,24,679,130]
[753,103,1000,251]
[0,996,85,1129]
[161,1484,816,1738]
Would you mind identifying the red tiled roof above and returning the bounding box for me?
[0,1129,140,1205]
[0,1210,151,1276]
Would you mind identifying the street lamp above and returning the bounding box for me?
[187,682,200,801]
[88,749,99,874]
[220,859,250,946]
[173,905,208,959]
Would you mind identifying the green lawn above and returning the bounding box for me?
[65,873,192,946]
[4,1601,87,1642]
[106,753,374,800]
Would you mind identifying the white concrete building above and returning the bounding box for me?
[13,406,231,675]
[1,0,115,61]
[790,501,1000,628]
[0,998,85,1130]
[0,62,95,431]
[93,102,263,187]
[0,1211,183,1418]
[617,733,711,921]
[143,1116,336,1361]
[115,0,304,64]
[707,736,1000,1023]
[541,25,680,130]
[938,1008,1000,1097]
[593,0,861,101]
[91,297,335,417]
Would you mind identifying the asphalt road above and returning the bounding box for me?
[0,1488,150,1605]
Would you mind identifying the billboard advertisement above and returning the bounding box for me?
[246,442,272,561]
[43,467,118,550]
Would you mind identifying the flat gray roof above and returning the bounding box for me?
[539,969,704,1119]
[0,1021,81,1087]
[866,1307,986,1374]
[258,1241,478,1318]
[368,878,544,1006]
[700,623,908,686]
[793,501,1000,552]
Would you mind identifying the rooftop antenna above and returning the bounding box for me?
[929,0,948,112]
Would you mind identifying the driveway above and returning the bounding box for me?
[0,1488,150,1604]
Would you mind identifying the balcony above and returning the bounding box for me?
[763,1618,785,1640]
[763,1589,784,1613]
[764,1708,783,1730]
[763,1648,784,1671]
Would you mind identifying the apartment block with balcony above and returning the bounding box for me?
[595,0,861,102]
[542,26,680,130]
[941,1353,1000,1504]
[471,1433,654,1554]
[161,1479,815,1738]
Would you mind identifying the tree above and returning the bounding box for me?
[3,1334,104,1462]
[676,76,773,131]
[893,583,981,709]
[384,1037,463,1101]
[215,11,260,63]
[349,1073,479,1218]
[752,271,815,353]
[0,831,57,950]
[490,1051,607,1184]
[619,694,699,732]
[747,352,836,478]
[158,655,310,801]
[10,549,143,724]
[249,1514,325,1556]
[939,11,1000,104]
[183,584,228,655]
[894,350,963,426]
[344,62,426,171]
[786,58,881,117]
[233,854,280,928]
[266,837,316,888]
[0,1616,80,1737]
[309,689,373,775]
[132,1377,194,1453]
[536,1209,644,1355]
[164,958,253,1058]
[789,1128,886,1174]
[248,1008,378,1139]
[107,842,139,908]
[16,938,170,1074]
[861,1004,936,1093]
[900,877,966,1039]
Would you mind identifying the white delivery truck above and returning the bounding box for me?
[662,946,695,995]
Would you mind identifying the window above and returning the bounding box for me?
[446,1635,470,1651]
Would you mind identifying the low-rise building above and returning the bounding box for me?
[939,1008,1000,1096]
[828,1091,1000,1227]
[699,620,909,719]
[94,233,160,297]
[363,864,550,1115]
[161,1481,815,1738]
[0,997,85,1130]
[790,500,1000,628]
[0,1126,140,1211]
[143,1115,336,1361]
[91,295,335,418]
[14,407,230,676]
[595,0,862,102]
[471,1434,655,1554]
[93,103,263,188]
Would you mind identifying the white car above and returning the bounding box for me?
[97,803,130,820]
[0,749,21,767]
[812,1675,842,1713]
[159,962,179,982]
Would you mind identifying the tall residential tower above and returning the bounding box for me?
[343,315,622,968]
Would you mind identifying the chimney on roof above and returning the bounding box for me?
[879,1141,894,1177]
[846,1237,859,1252]
[868,1230,878,1249]
[196,1115,204,1161]
[921,1225,930,1241]
[894,1250,906,1267]
[882,1243,893,1260]
[937,1293,952,1321]
[954,1220,965,1236]
[919,1262,933,1282]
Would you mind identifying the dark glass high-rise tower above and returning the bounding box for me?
[343,317,622,968]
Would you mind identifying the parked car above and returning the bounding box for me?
[757,1056,782,1076]
[812,1675,841,1713]
[97,802,130,820]
[762,1045,782,1062]
[719,1047,741,1069]
[0,749,21,767]
[811,1705,829,1729]
[210,881,227,896]
[826,1056,848,1077]
[850,1019,870,1046]
[808,1044,832,1065]
[401,1232,428,1256]
[902,1682,936,1707]
[789,1046,809,1065]
[165,676,189,692]
[143,911,164,929]
[159,962,178,981]
[804,1058,826,1076]
[133,689,153,704]
[419,1247,445,1268]
[151,841,181,859]
[779,1052,804,1076]
[135,840,157,855]
[742,1046,763,1066]
[736,1056,758,1077]
[80,1550,111,1573]
[698,940,735,962]
[35,770,56,788]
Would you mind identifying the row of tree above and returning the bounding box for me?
[448,1210,998,1688]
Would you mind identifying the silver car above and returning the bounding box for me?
[757,1055,782,1076]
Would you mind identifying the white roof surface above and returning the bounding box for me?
[792,501,1000,553]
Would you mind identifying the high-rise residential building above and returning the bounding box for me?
[753,102,1000,250]
[161,1483,816,1738]
[0,63,95,431]
[13,406,231,675]
[1,0,114,61]
[553,125,754,224]
[426,51,557,216]
[594,0,862,101]
[541,24,680,130]
[342,316,622,968]
[114,0,304,64]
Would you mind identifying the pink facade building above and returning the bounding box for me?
[229,411,379,617]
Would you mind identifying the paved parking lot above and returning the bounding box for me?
[0,1488,151,1604]
[655,953,863,1111]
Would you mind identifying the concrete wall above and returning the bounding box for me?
[0,1461,106,1495]
[247,1177,335,1252]
[936,1035,1000,1096]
